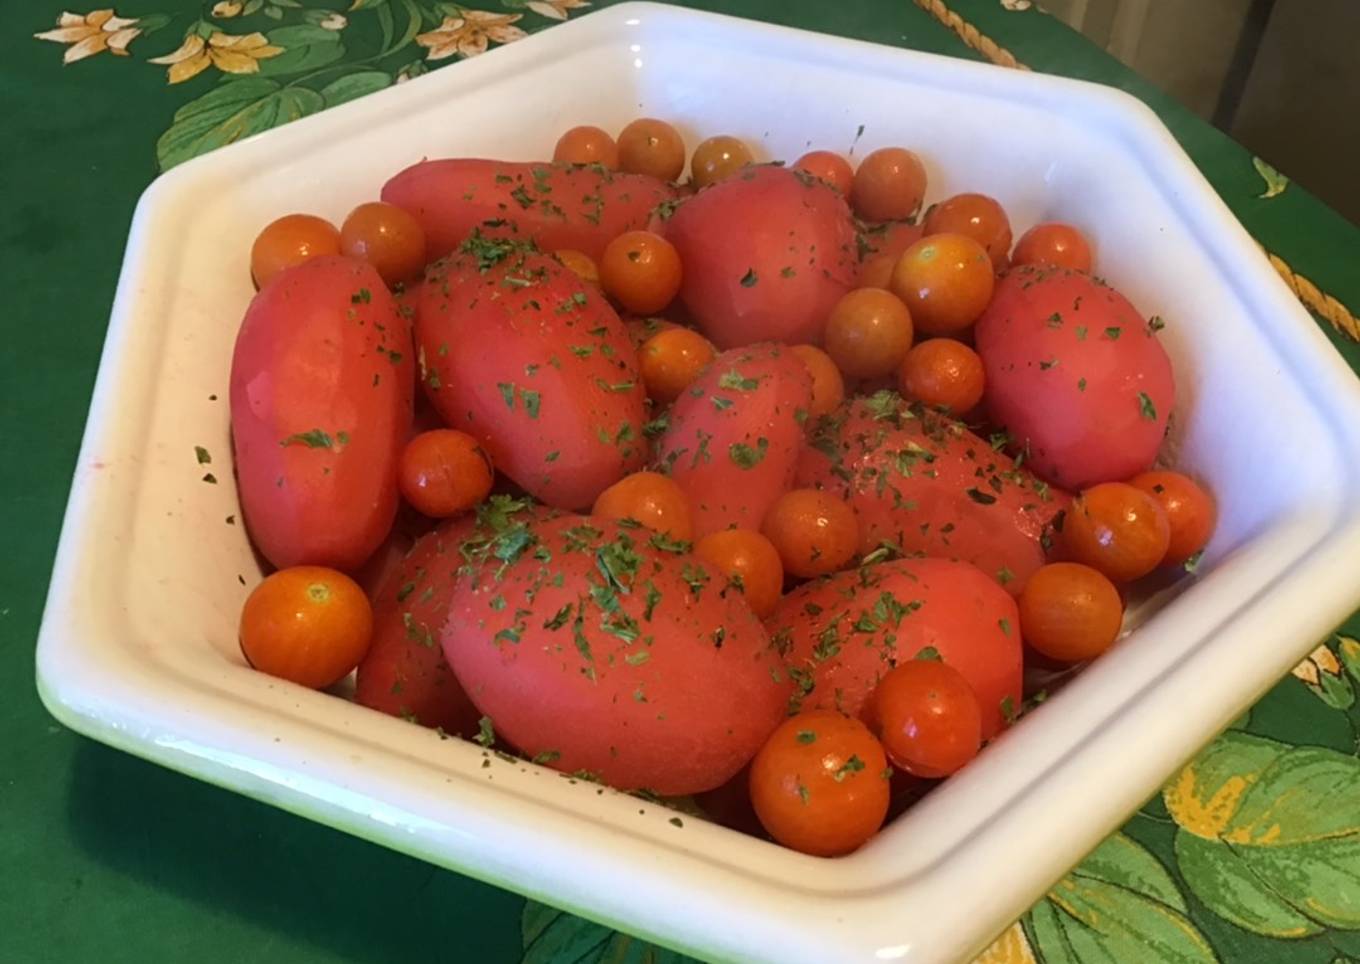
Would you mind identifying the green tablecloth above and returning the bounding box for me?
[6,1,1360,961]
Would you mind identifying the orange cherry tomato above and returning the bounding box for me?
[870,659,982,778]
[922,193,1012,271]
[599,230,683,315]
[554,249,600,287]
[1062,482,1171,583]
[1129,471,1216,566]
[850,147,927,222]
[693,528,784,618]
[240,566,373,689]
[897,337,985,414]
[690,135,753,189]
[398,429,494,518]
[617,118,686,181]
[340,201,427,286]
[792,150,854,195]
[250,213,340,288]
[639,326,716,404]
[823,287,914,380]
[1019,562,1124,663]
[790,344,846,418]
[553,125,619,168]
[761,488,859,579]
[890,233,995,336]
[1012,222,1093,273]
[749,710,890,857]
[592,470,694,542]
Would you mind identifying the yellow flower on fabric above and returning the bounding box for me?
[526,0,590,21]
[34,9,142,63]
[211,1,243,17]
[415,11,526,61]
[148,31,284,85]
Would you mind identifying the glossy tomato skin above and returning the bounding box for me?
[665,165,858,348]
[230,256,413,571]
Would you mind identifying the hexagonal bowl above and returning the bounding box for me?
[35,3,1360,962]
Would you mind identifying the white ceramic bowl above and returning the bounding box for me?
[36,4,1360,962]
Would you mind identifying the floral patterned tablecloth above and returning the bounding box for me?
[6,1,1360,962]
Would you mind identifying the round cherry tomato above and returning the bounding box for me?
[553,125,619,168]
[897,337,985,413]
[1063,482,1171,583]
[693,528,783,618]
[639,326,716,403]
[617,117,686,181]
[592,471,694,542]
[599,230,683,315]
[340,201,427,286]
[1019,562,1123,663]
[690,135,753,189]
[890,233,995,336]
[1130,471,1216,566]
[749,710,890,857]
[398,429,494,518]
[250,213,340,288]
[870,659,982,778]
[823,287,914,380]
[761,488,859,579]
[1012,222,1093,273]
[922,193,1012,271]
[850,147,927,222]
[792,150,854,194]
[554,249,600,287]
[790,344,846,418]
[240,566,373,689]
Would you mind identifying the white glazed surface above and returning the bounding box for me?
[35,4,1360,963]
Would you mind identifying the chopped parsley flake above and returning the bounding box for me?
[1138,392,1158,420]
[729,437,769,469]
[522,389,541,419]
[194,446,211,465]
[795,730,817,744]
[718,370,760,392]
[279,428,333,449]
[916,646,942,661]
[739,268,758,287]
[474,716,495,747]
[833,755,866,782]
[965,487,997,505]
[1104,326,1122,340]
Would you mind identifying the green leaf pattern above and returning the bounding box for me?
[34,0,592,170]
